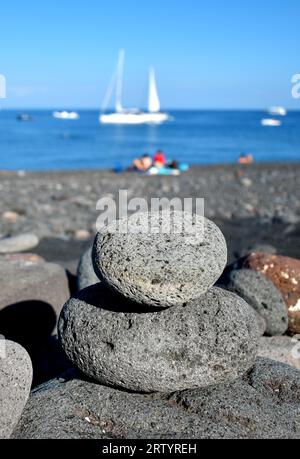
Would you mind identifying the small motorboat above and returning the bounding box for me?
[268,106,287,116]
[261,118,282,127]
[53,111,80,120]
[17,113,33,122]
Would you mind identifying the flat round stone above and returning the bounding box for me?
[93,211,227,308]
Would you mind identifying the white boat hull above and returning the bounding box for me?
[268,107,287,116]
[261,118,282,127]
[99,112,169,125]
[53,111,80,120]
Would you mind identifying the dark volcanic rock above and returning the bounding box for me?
[93,211,227,308]
[77,247,100,291]
[58,284,259,393]
[226,269,288,336]
[12,358,300,439]
[0,259,70,322]
[0,340,32,439]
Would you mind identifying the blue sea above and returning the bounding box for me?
[0,110,299,170]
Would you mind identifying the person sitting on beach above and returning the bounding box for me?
[238,153,254,165]
[153,150,167,169]
[132,154,152,172]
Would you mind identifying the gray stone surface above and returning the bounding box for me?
[258,336,300,370]
[253,310,267,336]
[0,340,32,439]
[58,284,259,393]
[0,233,39,254]
[0,259,70,319]
[226,269,288,336]
[12,358,300,439]
[77,246,100,291]
[93,211,227,308]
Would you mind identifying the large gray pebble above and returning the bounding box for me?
[0,340,32,438]
[0,233,39,254]
[13,358,300,439]
[58,284,259,393]
[77,247,101,291]
[226,269,288,336]
[93,211,227,308]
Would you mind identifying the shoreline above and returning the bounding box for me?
[1,161,300,175]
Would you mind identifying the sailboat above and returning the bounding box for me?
[99,50,170,125]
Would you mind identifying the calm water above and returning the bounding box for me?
[0,110,299,170]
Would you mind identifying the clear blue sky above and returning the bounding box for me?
[1,0,300,109]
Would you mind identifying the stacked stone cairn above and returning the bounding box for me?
[59,210,260,393]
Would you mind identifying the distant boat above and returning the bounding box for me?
[99,50,170,125]
[261,118,282,127]
[17,113,33,122]
[268,106,287,117]
[53,111,79,120]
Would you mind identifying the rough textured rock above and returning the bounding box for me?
[0,233,39,254]
[253,311,267,336]
[0,340,32,439]
[240,253,300,334]
[93,211,227,308]
[12,358,300,439]
[77,247,100,291]
[226,269,288,336]
[258,336,300,370]
[58,284,259,393]
[0,259,70,319]
[0,259,70,348]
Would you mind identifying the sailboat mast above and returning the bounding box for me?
[115,49,125,113]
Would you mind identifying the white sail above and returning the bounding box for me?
[148,68,160,113]
[115,49,125,113]
[100,52,170,124]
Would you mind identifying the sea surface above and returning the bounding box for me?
[0,110,299,170]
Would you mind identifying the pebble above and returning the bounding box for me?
[0,233,39,254]
[12,358,300,439]
[0,340,32,439]
[93,211,227,308]
[77,247,101,291]
[226,269,288,336]
[0,259,70,343]
[2,211,19,223]
[74,229,92,241]
[58,285,259,393]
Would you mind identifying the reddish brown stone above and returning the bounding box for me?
[240,253,300,333]
[1,253,45,264]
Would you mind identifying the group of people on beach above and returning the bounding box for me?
[127,150,253,175]
[131,150,180,173]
